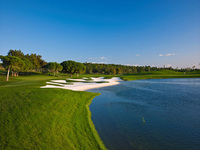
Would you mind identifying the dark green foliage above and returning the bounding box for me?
[0,63,4,70]
[1,50,47,81]
[75,62,86,77]
[7,49,47,71]
[110,68,116,75]
[0,56,24,70]
[84,63,200,75]
[61,60,76,76]
[0,55,25,80]
[84,63,153,75]
[61,60,86,77]
[43,62,63,76]
[21,58,33,72]
[7,49,25,58]
[25,53,47,71]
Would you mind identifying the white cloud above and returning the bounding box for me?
[98,62,107,64]
[124,64,138,66]
[136,54,140,56]
[166,53,175,56]
[87,56,111,64]
[99,57,107,60]
[159,53,175,57]
[165,64,172,67]
[88,57,107,60]
[91,61,107,64]
[124,64,131,66]
[88,57,97,60]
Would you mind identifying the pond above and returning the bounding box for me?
[88,78,200,150]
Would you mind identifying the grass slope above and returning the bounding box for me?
[0,75,107,150]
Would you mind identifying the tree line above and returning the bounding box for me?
[0,50,87,81]
[0,49,199,81]
[0,50,47,81]
[84,63,199,75]
[42,60,86,77]
[84,63,157,75]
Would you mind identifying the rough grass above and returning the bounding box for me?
[0,74,107,150]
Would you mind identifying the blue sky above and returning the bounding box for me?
[0,0,200,68]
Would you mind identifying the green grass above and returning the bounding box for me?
[0,75,107,150]
[67,70,200,81]
[58,82,74,85]
[83,81,110,83]
[96,81,110,83]
[83,80,96,83]
[71,74,119,79]
[121,70,200,81]
[0,70,199,149]
[66,80,83,82]
[46,83,65,86]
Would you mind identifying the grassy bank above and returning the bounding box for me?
[121,70,200,81]
[0,75,107,150]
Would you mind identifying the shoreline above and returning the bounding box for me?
[86,94,108,150]
[40,77,120,149]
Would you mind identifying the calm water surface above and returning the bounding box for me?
[88,78,200,150]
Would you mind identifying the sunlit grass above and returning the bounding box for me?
[0,74,107,150]
[0,70,199,149]
[121,70,200,81]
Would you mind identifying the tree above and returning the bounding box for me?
[55,63,63,76]
[7,49,24,58]
[25,53,46,71]
[75,62,86,77]
[110,68,116,75]
[116,68,122,74]
[0,56,25,81]
[44,62,63,76]
[61,60,86,77]
[61,60,77,77]
[21,58,33,72]
[145,66,151,72]
[133,67,137,73]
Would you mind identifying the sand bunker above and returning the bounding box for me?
[40,77,122,91]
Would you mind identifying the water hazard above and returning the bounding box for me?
[88,78,200,150]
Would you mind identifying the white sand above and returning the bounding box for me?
[40,77,122,91]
